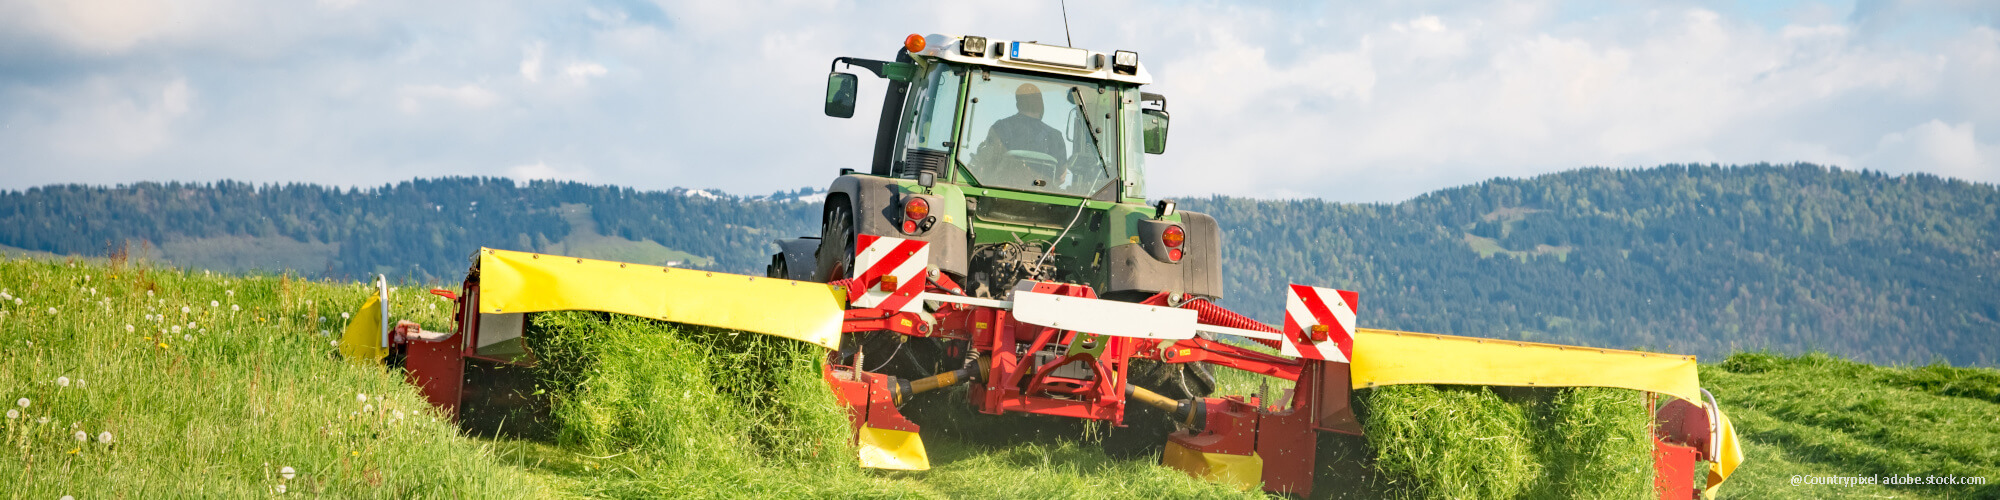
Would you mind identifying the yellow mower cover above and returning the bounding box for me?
[475,248,849,350]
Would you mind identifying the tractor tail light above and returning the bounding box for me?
[905,34,927,53]
[880,275,898,292]
[1310,324,1330,342]
[1163,225,1185,248]
[904,197,930,223]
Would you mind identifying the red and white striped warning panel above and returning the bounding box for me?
[1280,284,1359,363]
[849,234,929,313]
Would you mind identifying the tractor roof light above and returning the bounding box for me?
[961,35,989,57]
[905,33,927,54]
[1112,50,1139,75]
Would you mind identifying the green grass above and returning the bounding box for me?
[0,254,551,497]
[5,253,1996,499]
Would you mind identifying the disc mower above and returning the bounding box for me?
[350,33,1745,498]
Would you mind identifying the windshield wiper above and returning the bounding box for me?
[1066,87,1113,181]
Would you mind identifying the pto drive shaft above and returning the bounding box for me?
[1126,384,1205,432]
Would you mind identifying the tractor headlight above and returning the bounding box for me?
[962,36,989,57]
[1112,50,1139,75]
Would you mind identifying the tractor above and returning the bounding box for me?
[766,33,1224,433]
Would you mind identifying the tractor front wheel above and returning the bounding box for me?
[814,199,856,283]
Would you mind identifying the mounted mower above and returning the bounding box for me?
[349,33,1745,498]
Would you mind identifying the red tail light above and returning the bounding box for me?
[1163,225,1185,248]
[1168,248,1183,261]
[904,197,930,222]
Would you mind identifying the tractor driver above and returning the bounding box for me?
[975,83,1067,171]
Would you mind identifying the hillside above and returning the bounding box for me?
[1,164,1995,366]
[2,255,1993,498]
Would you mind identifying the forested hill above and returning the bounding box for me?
[1187,164,1999,367]
[1,164,1994,366]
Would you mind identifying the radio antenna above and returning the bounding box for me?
[1060,0,1074,47]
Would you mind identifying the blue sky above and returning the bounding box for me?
[0,0,1993,202]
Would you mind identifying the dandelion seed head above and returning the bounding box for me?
[73,430,87,441]
[14,298,23,306]
[183,334,193,342]
[4,409,16,419]
[357,393,368,403]
[319,316,326,323]
[227,290,235,297]
[231,304,240,312]
[38,416,49,424]
[97,431,113,443]
[147,290,154,297]
[181,306,190,314]
[125,324,135,333]
[211,300,219,307]
[15,398,27,408]
[275,484,287,494]
[57,376,69,387]
[46,307,56,314]
[329,340,338,347]
[341,312,350,319]
[363,404,374,413]
[171,325,182,334]
[280,465,296,479]
[75,380,84,388]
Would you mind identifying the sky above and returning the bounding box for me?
[0,0,1994,203]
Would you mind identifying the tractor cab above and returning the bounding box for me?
[792,34,1217,304]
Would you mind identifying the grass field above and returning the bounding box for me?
[2,253,1995,498]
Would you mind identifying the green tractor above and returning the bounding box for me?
[769,33,1224,417]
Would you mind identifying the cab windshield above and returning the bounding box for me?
[956,70,1121,198]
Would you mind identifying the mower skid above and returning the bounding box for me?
[824,362,929,470]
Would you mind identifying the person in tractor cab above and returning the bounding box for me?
[976,83,1067,169]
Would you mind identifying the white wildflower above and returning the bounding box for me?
[60,496,73,500]
[4,409,15,419]
[394,410,406,420]
[172,325,182,334]
[46,307,56,315]
[75,380,84,389]
[341,312,350,319]
[280,465,297,480]
[227,290,235,297]
[84,275,90,282]
[13,298,22,305]
[182,306,190,314]
[15,398,27,408]
[97,431,113,443]
[275,484,287,494]
[187,322,196,329]
[211,300,219,308]
[319,316,326,323]
[147,290,154,297]
[38,416,49,424]
[329,340,338,347]
[305,299,313,305]
[320,330,329,336]
[231,304,240,312]
[72,430,87,442]
[125,324,135,333]
[356,393,368,403]
[57,376,69,387]
[89,287,97,295]
[363,404,374,413]
[429,303,436,310]
[183,334,193,342]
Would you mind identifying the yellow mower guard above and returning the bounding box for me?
[475,248,848,350]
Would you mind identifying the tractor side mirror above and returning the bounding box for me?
[1141,108,1170,154]
[825,72,859,119]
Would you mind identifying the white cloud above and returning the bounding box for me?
[1867,120,1993,178]
[563,62,607,84]
[520,42,544,83]
[508,161,593,183]
[397,84,500,114]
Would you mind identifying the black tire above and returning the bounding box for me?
[814,199,855,283]
[766,254,787,279]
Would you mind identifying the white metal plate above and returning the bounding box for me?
[1009,42,1091,68]
[1010,291,1196,340]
